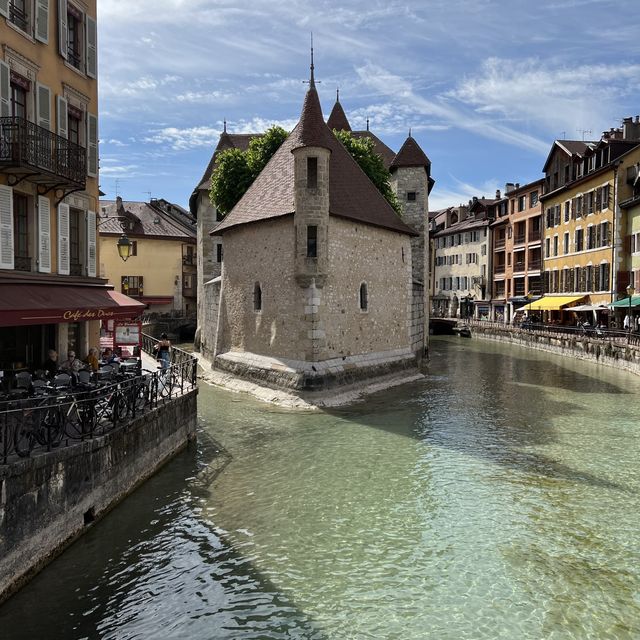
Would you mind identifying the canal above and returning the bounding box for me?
[1,337,639,639]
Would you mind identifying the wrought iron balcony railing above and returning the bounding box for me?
[14,255,31,272]
[0,116,86,189]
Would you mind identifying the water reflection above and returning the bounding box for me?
[1,337,639,639]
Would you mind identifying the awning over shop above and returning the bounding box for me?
[521,295,585,311]
[570,303,609,312]
[0,284,146,327]
[609,295,640,308]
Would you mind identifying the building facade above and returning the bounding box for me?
[0,1,142,369]
[491,180,543,322]
[432,199,493,319]
[99,197,197,316]
[541,122,640,316]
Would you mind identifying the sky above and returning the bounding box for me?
[97,0,640,211]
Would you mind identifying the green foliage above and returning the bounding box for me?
[210,126,289,216]
[209,148,253,215]
[246,126,289,175]
[333,130,402,215]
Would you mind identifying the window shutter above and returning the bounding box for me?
[86,209,96,277]
[86,112,98,177]
[58,0,68,59]
[35,0,50,44]
[0,60,10,117]
[57,95,68,138]
[36,83,51,130]
[58,203,70,274]
[86,15,97,79]
[0,184,14,270]
[38,196,51,273]
[0,0,8,18]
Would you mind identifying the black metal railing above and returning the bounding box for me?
[14,255,31,272]
[8,2,28,31]
[0,355,197,465]
[0,116,86,187]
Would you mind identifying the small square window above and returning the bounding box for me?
[407,191,417,201]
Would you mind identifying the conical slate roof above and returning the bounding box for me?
[213,87,417,237]
[390,135,431,171]
[327,99,351,132]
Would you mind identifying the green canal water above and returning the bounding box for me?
[1,337,640,639]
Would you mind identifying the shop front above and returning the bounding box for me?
[0,284,145,371]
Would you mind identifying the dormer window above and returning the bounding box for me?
[307,157,317,188]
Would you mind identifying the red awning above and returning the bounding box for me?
[0,284,146,327]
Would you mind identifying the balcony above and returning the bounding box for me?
[14,255,31,272]
[494,238,506,250]
[514,234,526,245]
[528,259,542,271]
[495,264,505,274]
[513,262,526,272]
[528,230,541,242]
[0,117,86,191]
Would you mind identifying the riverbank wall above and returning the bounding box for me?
[0,390,197,605]
[469,323,640,375]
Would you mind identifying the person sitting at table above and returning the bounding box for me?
[101,348,120,365]
[43,349,59,378]
[86,347,99,372]
[61,350,84,373]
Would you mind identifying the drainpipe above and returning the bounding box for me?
[611,162,620,303]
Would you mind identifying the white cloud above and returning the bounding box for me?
[448,57,640,137]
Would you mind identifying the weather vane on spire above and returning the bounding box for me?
[303,32,320,88]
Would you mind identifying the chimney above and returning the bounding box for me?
[495,189,501,199]
[622,116,640,141]
[505,182,516,194]
[515,183,520,189]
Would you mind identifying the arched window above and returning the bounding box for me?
[253,282,262,312]
[359,282,368,311]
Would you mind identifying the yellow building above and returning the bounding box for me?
[99,198,197,316]
[0,1,143,370]
[540,123,640,315]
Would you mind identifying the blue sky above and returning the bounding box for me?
[97,0,640,210]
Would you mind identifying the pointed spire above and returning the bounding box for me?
[366,117,370,132]
[409,127,412,138]
[309,32,315,89]
[336,87,340,102]
[223,118,227,134]
[390,135,431,172]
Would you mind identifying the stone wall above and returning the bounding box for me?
[323,216,413,359]
[0,390,198,604]
[411,281,425,356]
[217,216,303,360]
[470,324,640,375]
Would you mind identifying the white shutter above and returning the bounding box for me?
[58,203,70,275]
[86,112,98,177]
[57,95,68,138]
[58,0,68,60]
[0,60,10,117]
[36,83,51,131]
[35,0,50,44]
[0,184,14,270]
[38,196,51,273]
[86,209,96,277]
[86,15,97,79]
[0,0,8,19]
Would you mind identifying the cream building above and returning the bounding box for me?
[0,0,143,369]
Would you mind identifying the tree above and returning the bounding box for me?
[333,130,401,215]
[209,148,253,215]
[210,126,288,216]
[246,126,288,176]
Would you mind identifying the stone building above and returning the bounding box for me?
[191,64,433,394]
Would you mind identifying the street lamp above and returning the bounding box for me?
[627,283,635,343]
[117,233,132,262]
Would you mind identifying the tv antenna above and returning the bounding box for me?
[144,191,152,202]
[115,178,121,197]
[576,128,592,141]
